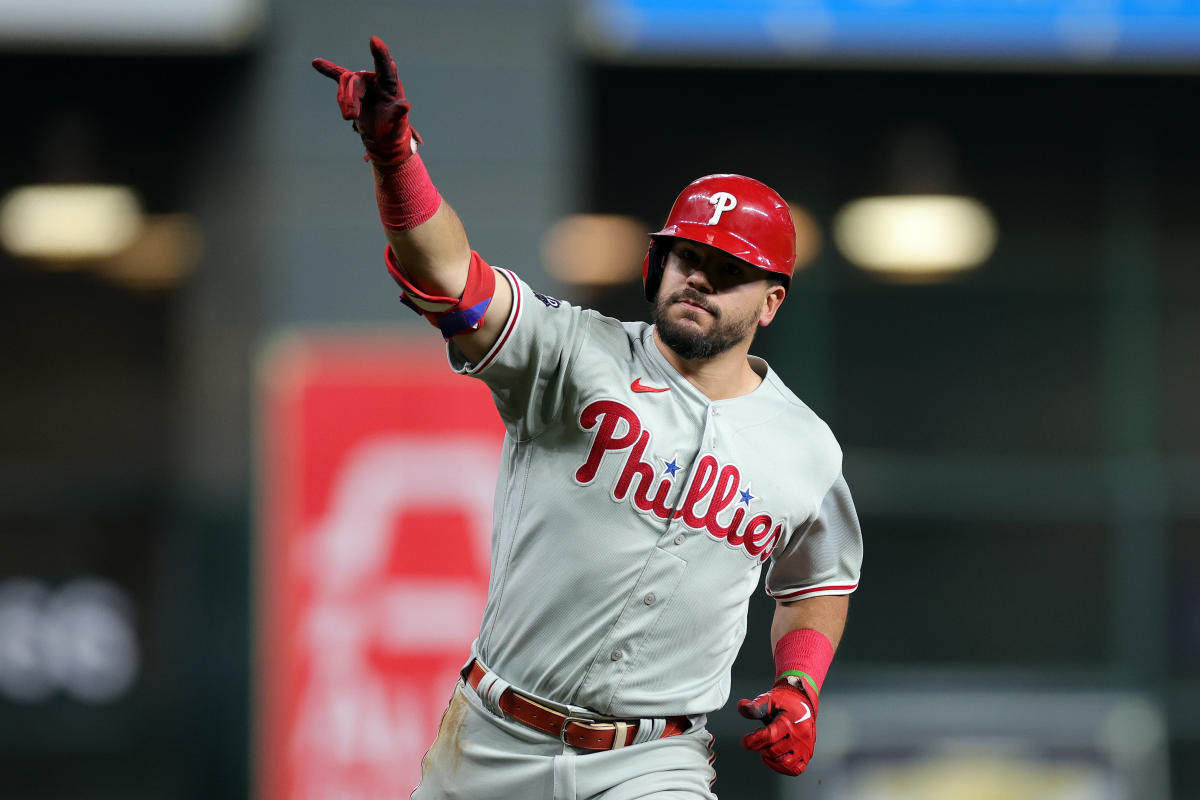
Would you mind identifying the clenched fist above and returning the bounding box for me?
[737,681,817,776]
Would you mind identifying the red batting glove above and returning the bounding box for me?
[312,36,422,164]
[737,682,817,777]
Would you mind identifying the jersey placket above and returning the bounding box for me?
[576,543,688,711]
[651,400,725,540]
[573,390,719,711]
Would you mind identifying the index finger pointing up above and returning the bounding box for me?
[369,36,400,96]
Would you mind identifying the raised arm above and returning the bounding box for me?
[313,36,512,361]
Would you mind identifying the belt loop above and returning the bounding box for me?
[611,721,630,749]
[631,717,665,745]
[474,670,511,717]
[552,749,577,798]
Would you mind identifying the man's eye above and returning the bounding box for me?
[723,263,743,276]
[679,249,698,261]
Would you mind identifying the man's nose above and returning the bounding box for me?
[684,263,714,292]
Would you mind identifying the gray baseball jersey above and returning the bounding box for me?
[447,269,863,719]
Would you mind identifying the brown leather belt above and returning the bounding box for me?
[465,660,689,751]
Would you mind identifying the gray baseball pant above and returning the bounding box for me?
[411,682,718,799]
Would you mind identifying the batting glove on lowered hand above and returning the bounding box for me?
[737,681,817,776]
[312,35,422,163]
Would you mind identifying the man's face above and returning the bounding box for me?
[652,239,777,361]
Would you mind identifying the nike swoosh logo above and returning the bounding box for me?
[793,702,812,724]
[631,378,670,393]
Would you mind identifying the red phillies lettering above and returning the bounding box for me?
[702,464,743,542]
[576,399,785,561]
[576,400,641,484]
[744,516,783,562]
[675,454,719,529]
[615,430,674,519]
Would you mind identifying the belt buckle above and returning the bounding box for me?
[560,714,611,747]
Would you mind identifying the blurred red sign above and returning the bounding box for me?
[257,333,502,800]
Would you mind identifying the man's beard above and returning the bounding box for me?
[653,288,759,361]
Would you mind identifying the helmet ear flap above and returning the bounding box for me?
[643,239,668,302]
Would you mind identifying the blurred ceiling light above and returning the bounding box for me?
[0,0,266,52]
[0,184,144,262]
[786,202,822,271]
[832,194,996,278]
[96,214,203,290]
[541,214,647,286]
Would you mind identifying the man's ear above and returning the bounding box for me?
[758,284,787,327]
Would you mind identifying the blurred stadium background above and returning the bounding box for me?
[1,1,1198,798]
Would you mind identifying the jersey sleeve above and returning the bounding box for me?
[765,473,863,601]
[446,269,591,439]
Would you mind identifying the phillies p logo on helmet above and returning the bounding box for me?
[642,173,797,301]
[707,192,738,225]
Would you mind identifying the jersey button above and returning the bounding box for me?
[610,649,623,661]
[673,534,685,546]
[643,593,656,605]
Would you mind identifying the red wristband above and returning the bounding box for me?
[774,628,834,710]
[373,153,442,231]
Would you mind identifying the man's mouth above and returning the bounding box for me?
[673,294,715,316]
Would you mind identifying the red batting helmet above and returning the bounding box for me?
[642,174,796,301]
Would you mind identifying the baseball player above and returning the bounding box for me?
[313,36,863,799]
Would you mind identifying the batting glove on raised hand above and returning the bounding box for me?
[737,681,817,776]
[312,35,422,164]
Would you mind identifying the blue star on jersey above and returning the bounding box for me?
[739,487,755,506]
[662,457,682,477]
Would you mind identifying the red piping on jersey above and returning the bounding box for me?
[770,583,858,600]
[472,269,521,373]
